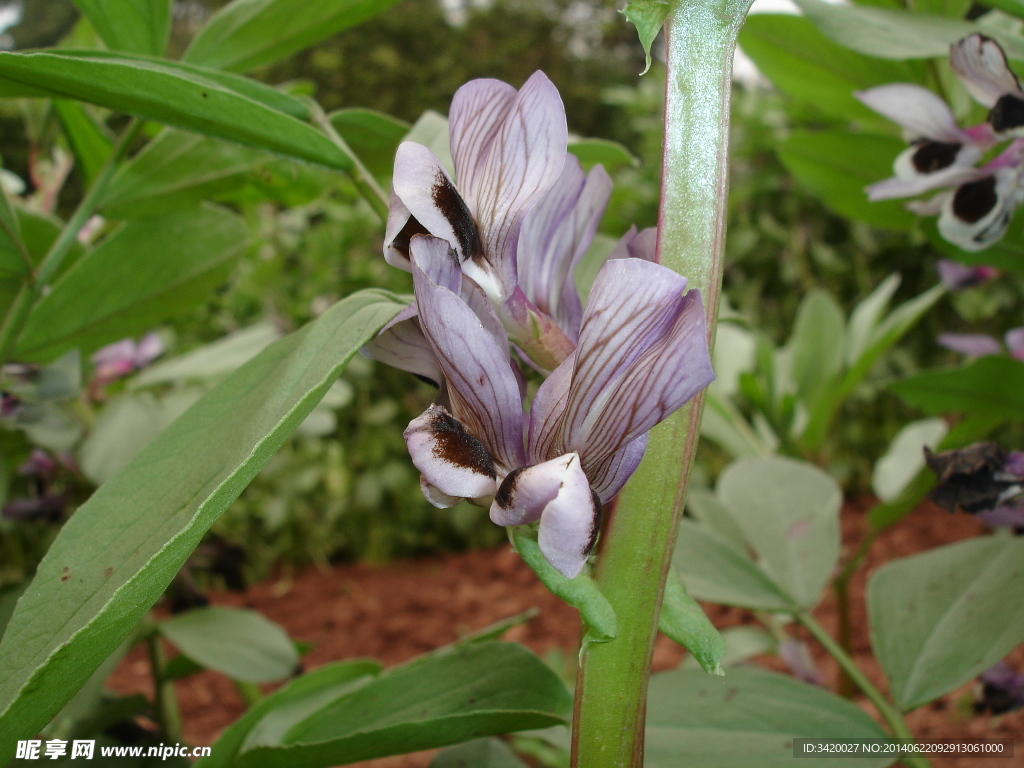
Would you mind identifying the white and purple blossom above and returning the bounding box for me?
[91,333,164,388]
[403,235,713,578]
[938,325,1024,359]
[935,259,998,291]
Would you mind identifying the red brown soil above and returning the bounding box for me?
[108,499,1024,768]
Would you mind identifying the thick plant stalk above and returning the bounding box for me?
[570,1,752,765]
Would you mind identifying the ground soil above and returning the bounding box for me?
[108,499,1024,768]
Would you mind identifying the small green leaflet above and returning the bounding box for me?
[622,0,672,74]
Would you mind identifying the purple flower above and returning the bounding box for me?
[91,333,164,388]
[936,259,998,291]
[975,661,1024,714]
[384,72,578,369]
[950,34,1024,141]
[403,235,713,577]
[938,326,1024,359]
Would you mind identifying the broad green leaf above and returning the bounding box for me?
[685,487,747,549]
[131,322,280,388]
[738,15,925,126]
[431,739,529,768]
[79,389,202,485]
[794,0,1024,60]
[159,606,298,684]
[0,288,405,756]
[868,536,1024,710]
[982,0,1024,18]
[779,132,916,231]
[0,208,86,320]
[789,289,845,405]
[658,568,725,675]
[511,529,617,649]
[0,51,357,172]
[674,520,796,611]
[709,322,756,400]
[622,0,671,74]
[72,0,171,56]
[0,583,27,642]
[99,129,270,217]
[329,108,409,179]
[924,213,1024,274]
[700,393,772,458]
[871,417,948,502]
[718,457,842,608]
[16,205,248,362]
[52,100,113,187]
[199,660,382,768]
[889,355,1024,419]
[236,642,572,768]
[185,0,401,73]
[567,138,636,171]
[645,667,894,768]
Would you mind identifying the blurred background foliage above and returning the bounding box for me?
[1,0,1022,589]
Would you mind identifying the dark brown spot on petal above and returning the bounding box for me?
[910,140,961,174]
[428,408,496,480]
[585,488,603,555]
[952,176,998,224]
[990,94,1024,134]
[495,465,529,509]
[430,171,484,264]
[390,214,429,260]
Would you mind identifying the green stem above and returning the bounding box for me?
[796,611,931,768]
[146,633,183,744]
[569,2,752,765]
[0,118,142,365]
[308,102,389,222]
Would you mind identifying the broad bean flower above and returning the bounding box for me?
[857,34,1024,251]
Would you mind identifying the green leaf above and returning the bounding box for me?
[0,51,357,172]
[0,208,86,320]
[329,108,410,179]
[779,132,916,231]
[738,15,925,126]
[52,100,113,187]
[844,274,901,368]
[0,289,405,756]
[430,739,529,768]
[889,355,1024,419]
[0,583,27,642]
[682,626,776,671]
[621,0,671,74]
[717,457,842,608]
[236,642,572,768]
[658,568,724,675]
[567,137,637,171]
[99,129,271,218]
[15,205,248,362]
[793,0,1024,60]
[184,0,402,73]
[72,0,172,57]
[868,536,1024,710]
[199,660,382,768]
[981,0,1024,19]
[789,289,845,406]
[159,606,298,684]
[871,417,948,502]
[511,529,617,649]
[674,520,796,611]
[645,667,894,768]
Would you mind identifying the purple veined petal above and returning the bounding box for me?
[937,332,1003,358]
[393,142,484,265]
[588,432,647,503]
[855,84,967,143]
[411,237,527,472]
[865,166,985,202]
[560,259,715,469]
[464,71,568,303]
[938,170,1019,252]
[361,306,445,386]
[449,78,518,206]
[405,404,498,499]
[518,156,612,336]
[1005,327,1024,360]
[936,259,999,291]
[383,187,427,271]
[460,276,511,360]
[420,474,463,509]
[528,351,575,464]
[950,34,1024,109]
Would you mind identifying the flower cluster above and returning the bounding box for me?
[365,72,714,577]
[857,34,1024,251]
